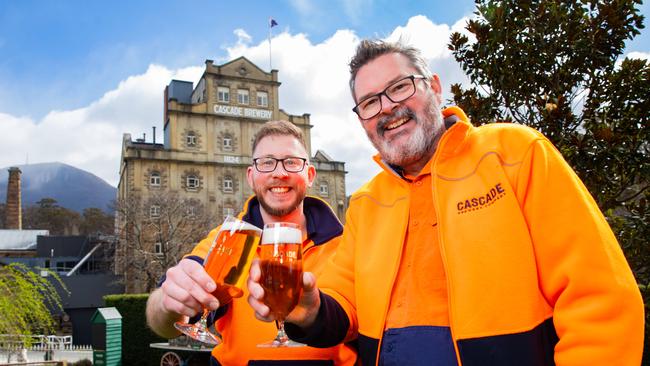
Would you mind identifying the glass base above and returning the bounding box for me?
[257,330,305,348]
[257,338,305,348]
[174,321,222,346]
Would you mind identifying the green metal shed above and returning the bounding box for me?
[91,307,122,366]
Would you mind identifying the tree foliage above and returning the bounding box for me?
[13,198,115,236]
[78,207,115,236]
[0,263,66,347]
[114,192,216,293]
[449,0,648,276]
[449,1,648,359]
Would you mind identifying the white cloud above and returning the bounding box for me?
[218,16,472,193]
[615,51,650,69]
[625,51,650,61]
[233,29,252,46]
[0,15,474,194]
[0,64,203,187]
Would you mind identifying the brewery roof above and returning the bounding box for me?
[0,229,49,250]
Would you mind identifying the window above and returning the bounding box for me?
[187,175,199,190]
[257,91,268,107]
[150,205,160,217]
[218,87,230,103]
[186,132,197,147]
[150,172,161,187]
[186,205,196,217]
[154,242,163,255]
[237,89,249,105]
[223,207,235,219]
[223,176,233,193]
[223,135,232,151]
[320,183,329,197]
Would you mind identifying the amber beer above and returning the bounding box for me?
[259,225,303,321]
[203,221,262,305]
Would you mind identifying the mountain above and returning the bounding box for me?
[0,162,117,213]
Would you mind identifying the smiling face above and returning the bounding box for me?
[353,52,445,175]
[247,134,315,220]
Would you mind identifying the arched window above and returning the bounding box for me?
[186,175,199,190]
[150,172,161,187]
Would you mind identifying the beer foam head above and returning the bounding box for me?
[220,220,262,235]
[261,225,302,244]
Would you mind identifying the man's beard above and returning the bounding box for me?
[254,183,307,217]
[368,98,444,168]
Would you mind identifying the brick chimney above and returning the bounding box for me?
[5,167,22,230]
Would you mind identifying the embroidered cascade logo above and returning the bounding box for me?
[457,183,506,214]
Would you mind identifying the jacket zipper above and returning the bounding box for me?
[374,189,410,366]
[432,124,463,365]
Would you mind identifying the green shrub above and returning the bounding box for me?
[104,294,165,366]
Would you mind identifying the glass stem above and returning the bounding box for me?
[276,320,289,344]
[197,309,209,330]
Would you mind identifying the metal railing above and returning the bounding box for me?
[0,335,89,351]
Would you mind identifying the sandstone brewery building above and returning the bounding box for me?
[116,57,347,291]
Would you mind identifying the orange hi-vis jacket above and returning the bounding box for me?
[187,195,357,366]
[287,107,644,365]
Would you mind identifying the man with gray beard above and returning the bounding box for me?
[247,40,643,365]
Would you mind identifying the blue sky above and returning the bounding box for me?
[0,0,478,118]
[0,0,648,192]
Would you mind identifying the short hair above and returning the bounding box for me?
[252,120,308,156]
[349,39,432,101]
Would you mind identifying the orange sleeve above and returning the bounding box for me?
[516,138,644,365]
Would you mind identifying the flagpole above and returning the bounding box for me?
[268,20,273,71]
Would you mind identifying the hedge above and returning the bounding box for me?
[104,294,165,366]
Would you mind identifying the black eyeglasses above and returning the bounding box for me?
[252,157,308,173]
[352,75,426,120]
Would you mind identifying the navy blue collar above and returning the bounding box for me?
[241,196,343,246]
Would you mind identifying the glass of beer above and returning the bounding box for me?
[257,222,305,347]
[174,216,262,345]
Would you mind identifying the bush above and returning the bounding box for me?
[71,359,92,366]
[104,294,165,366]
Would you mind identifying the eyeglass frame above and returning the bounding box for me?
[252,157,309,173]
[352,74,427,120]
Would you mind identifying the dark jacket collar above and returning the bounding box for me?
[240,195,343,246]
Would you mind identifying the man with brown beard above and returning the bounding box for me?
[146,120,357,365]
[247,40,644,365]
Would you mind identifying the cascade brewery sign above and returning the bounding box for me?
[213,105,272,120]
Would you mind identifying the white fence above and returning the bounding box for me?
[0,335,92,364]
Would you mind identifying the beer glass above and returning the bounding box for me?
[174,216,262,345]
[257,222,305,347]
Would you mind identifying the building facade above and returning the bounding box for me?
[116,57,346,292]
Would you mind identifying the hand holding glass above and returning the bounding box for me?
[174,216,262,345]
[257,222,305,347]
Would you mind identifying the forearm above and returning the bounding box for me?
[146,288,185,339]
[285,291,350,347]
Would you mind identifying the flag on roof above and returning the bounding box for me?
[269,18,278,28]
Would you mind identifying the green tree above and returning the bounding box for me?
[79,207,115,236]
[23,198,81,235]
[448,0,649,360]
[0,263,66,347]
